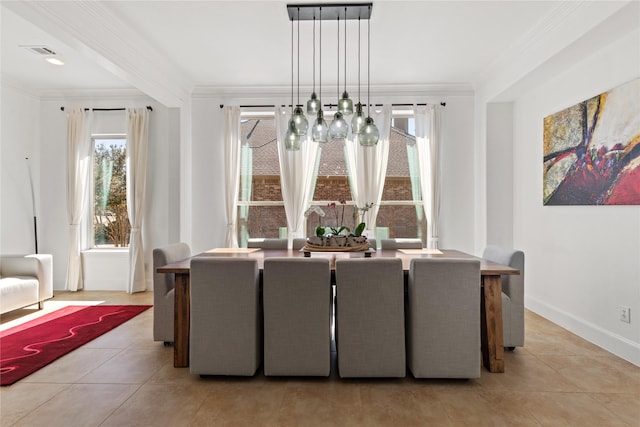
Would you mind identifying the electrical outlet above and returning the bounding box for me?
[619,306,631,323]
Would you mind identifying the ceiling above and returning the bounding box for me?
[0,1,632,104]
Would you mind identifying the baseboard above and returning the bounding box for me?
[525,295,640,367]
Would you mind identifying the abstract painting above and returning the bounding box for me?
[543,78,640,205]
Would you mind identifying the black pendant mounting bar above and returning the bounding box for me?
[286,3,373,21]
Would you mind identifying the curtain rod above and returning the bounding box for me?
[219,102,445,109]
[60,106,153,112]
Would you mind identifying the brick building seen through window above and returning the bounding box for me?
[238,113,426,246]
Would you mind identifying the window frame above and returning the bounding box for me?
[90,133,129,249]
[236,106,426,243]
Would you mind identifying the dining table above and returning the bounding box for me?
[156,248,520,373]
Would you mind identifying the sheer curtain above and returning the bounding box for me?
[415,104,442,249]
[275,107,321,248]
[344,104,392,238]
[224,106,241,247]
[126,108,149,293]
[65,108,92,291]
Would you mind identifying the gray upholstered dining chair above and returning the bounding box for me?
[247,238,288,249]
[263,257,331,376]
[482,245,525,350]
[335,258,405,378]
[406,258,481,378]
[366,238,377,250]
[189,257,261,376]
[292,238,307,250]
[380,238,423,249]
[152,242,191,344]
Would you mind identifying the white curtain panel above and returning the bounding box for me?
[415,104,442,249]
[224,106,242,247]
[65,108,93,291]
[275,107,321,248]
[126,108,149,293]
[344,104,392,238]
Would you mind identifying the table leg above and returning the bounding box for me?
[481,275,505,373]
[174,273,190,368]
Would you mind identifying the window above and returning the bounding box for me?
[236,108,427,245]
[377,113,426,242]
[92,135,130,248]
[237,113,287,247]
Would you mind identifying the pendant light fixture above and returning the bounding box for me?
[306,15,321,115]
[338,7,353,115]
[351,15,365,134]
[285,12,301,150]
[329,14,348,139]
[291,7,308,137]
[312,7,329,143]
[359,4,379,146]
[286,3,373,142]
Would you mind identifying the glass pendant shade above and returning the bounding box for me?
[359,116,379,146]
[351,103,365,134]
[312,110,329,143]
[307,92,321,114]
[285,119,301,150]
[329,111,348,139]
[292,107,308,135]
[338,91,353,115]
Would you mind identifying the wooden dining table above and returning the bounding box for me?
[156,248,520,373]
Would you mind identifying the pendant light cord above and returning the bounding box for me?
[367,6,371,117]
[344,6,347,92]
[344,7,347,93]
[312,16,316,94]
[358,16,361,103]
[290,14,294,113]
[336,16,340,103]
[297,7,300,106]
[319,7,322,104]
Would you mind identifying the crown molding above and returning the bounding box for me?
[192,82,474,99]
[1,75,41,99]
[38,88,148,102]
[478,0,585,84]
[4,1,193,108]
[477,0,632,101]
[2,75,149,103]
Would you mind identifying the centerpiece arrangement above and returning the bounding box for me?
[304,201,374,251]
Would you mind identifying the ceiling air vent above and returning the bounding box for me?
[21,45,57,56]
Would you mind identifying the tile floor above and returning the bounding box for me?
[1,291,639,426]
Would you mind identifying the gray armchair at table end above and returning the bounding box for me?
[482,245,525,350]
[152,242,191,344]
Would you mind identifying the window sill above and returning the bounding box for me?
[82,248,129,254]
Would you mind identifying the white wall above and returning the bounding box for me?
[189,97,226,254]
[6,95,182,290]
[187,94,478,256]
[1,86,40,255]
[486,103,513,247]
[437,97,476,253]
[494,29,640,365]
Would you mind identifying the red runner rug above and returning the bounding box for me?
[0,305,151,386]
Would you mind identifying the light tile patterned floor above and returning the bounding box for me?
[1,291,639,426]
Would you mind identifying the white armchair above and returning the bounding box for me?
[0,254,53,314]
